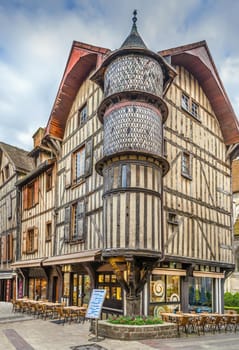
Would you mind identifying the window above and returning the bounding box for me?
[191,101,199,119]
[72,139,93,185]
[1,233,13,262]
[74,146,85,184]
[27,229,35,253]
[121,165,128,187]
[181,94,189,111]
[46,170,53,191]
[78,104,87,126]
[72,200,85,241]
[64,200,85,243]
[23,179,39,209]
[168,212,178,225]
[181,93,200,120]
[181,152,192,179]
[23,227,38,253]
[45,221,52,241]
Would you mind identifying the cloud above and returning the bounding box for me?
[0,0,238,150]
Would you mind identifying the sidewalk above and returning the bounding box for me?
[0,302,154,350]
[1,302,239,350]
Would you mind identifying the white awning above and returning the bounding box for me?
[11,258,46,268]
[42,250,101,266]
[0,272,15,279]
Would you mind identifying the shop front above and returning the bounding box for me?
[149,264,225,316]
[0,271,16,301]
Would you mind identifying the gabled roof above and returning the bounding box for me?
[45,41,109,140]
[159,41,239,146]
[0,142,34,173]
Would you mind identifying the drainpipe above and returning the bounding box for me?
[18,268,26,297]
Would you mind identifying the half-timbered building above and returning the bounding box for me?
[7,13,239,315]
[11,128,57,301]
[0,142,34,301]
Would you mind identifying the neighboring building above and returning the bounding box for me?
[0,142,34,301]
[4,13,239,315]
[11,128,57,301]
[225,159,239,293]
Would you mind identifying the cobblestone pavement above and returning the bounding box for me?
[1,302,239,350]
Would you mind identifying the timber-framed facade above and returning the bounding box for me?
[1,14,239,315]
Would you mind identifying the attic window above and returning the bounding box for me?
[181,93,200,120]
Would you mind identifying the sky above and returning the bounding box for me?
[0,0,239,150]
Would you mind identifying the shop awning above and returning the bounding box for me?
[193,271,225,279]
[152,268,187,276]
[11,258,46,268]
[42,250,102,266]
[0,272,15,279]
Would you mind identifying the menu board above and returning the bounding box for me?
[86,289,106,319]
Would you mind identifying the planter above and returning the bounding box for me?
[96,320,177,340]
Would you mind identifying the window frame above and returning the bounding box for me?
[181,93,200,121]
[45,221,52,242]
[64,200,86,243]
[181,151,192,180]
[71,138,93,186]
[78,104,88,127]
[167,212,179,225]
[46,169,53,191]
[26,228,35,253]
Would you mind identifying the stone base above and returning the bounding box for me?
[96,321,177,340]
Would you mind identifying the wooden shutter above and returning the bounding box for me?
[23,187,28,210]
[64,206,71,242]
[34,227,38,251]
[85,138,93,177]
[22,231,27,253]
[34,179,39,204]
[76,201,85,240]
[65,156,72,188]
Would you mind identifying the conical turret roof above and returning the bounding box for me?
[120,10,147,49]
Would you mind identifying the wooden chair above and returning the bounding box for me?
[177,316,189,337]
[230,315,239,332]
[55,307,69,325]
[196,315,208,335]
[210,315,224,333]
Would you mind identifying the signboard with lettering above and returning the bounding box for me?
[86,289,106,319]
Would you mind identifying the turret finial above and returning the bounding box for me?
[133,10,137,24]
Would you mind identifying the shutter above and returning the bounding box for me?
[65,156,72,188]
[34,179,39,204]
[85,139,93,177]
[22,231,27,253]
[8,233,13,261]
[34,227,38,251]
[23,187,28,210]
[2,235,7,262]
[76,201,85,239]
[64,206,71,242]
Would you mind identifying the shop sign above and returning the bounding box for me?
[86,289,106,319]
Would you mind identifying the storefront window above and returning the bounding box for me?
[149,274,181,316]
[28,278,47,300]
[97,272,123,312]
[189,277,212,312]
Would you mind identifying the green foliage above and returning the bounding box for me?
[224,292,239,307]
[107,315,163,326]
